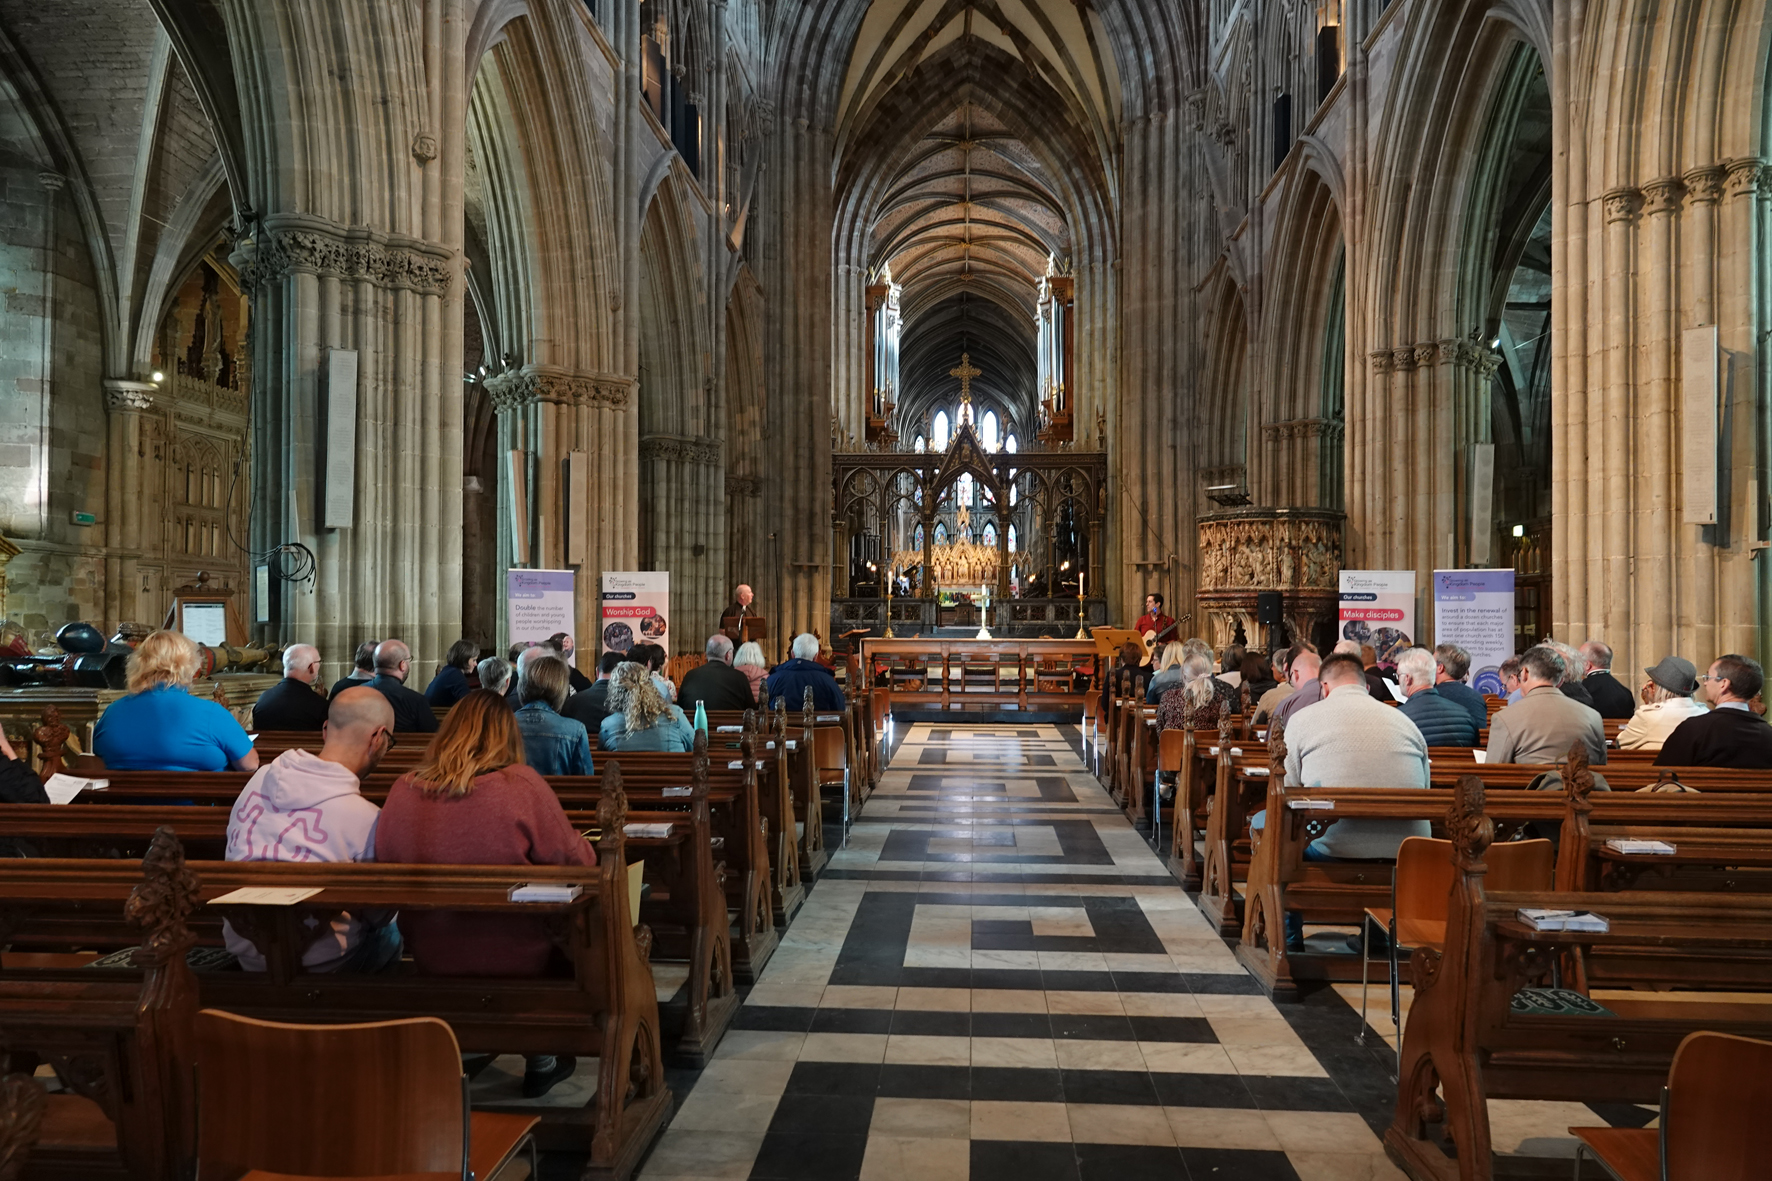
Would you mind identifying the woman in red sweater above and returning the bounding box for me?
[376,689,595,1098]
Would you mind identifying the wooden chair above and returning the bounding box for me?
[1359,836,1553,1060]
[1153,727,1187,853]
[194,1009,539,1181]
[1571,1030,1772,1181]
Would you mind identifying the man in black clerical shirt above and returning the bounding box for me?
[722,584,757,643]
[679,635,759,713]
[1657,654,1772,768]
[367,639,440,733]
[253,644,331,731]
[1578,640,1635,720]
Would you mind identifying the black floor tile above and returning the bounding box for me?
[1075,1143,1187,1180]
[784,1061,881,1097]
[877,1063,971,1099]
[1151,1072,1256,1109]
[1183,973,1264,995]
[972,1012,1053,1039]
[972,967,1045,990]
[890,1009,971,1036]
[1050,1013,1137,1041]
[970,1140,1081,1181]
[809,1007,895,1034]
[1061,1068,1161,1106]
[1176,1147,1299,1180]
[1111,971,1193,994]
[765,1094,875,1135]
[733,1005,816,1032]
[749,1131,869,1180]
[1127,1015,1217,1043]
[971,1066,1066,1102]
[900,967,974,989]
[1241,1075,1355,1112]
[1040,970,1117,992]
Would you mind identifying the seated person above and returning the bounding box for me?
[564,651,622,737]
[475,655,517,712]
[1253,646,1302,724]
[764,633,846,710]
[375,690,595,1099]
[1617,656,1707,751]
[678,635,758,713]
[514,654,593,776]
[1432,644,1491,730]
[733,641,769,705]
[327,639,378,701]
[367,640,440,734]
[0,727,50,856]
[1485,645,1607,765]
[549,632,593,693]
[1396,647,1479,746]
[626,641,677,703]
[252,643,331,731]
[1156,654,1230,733]
[1499,654,1526,704]
[93,630,258,772]
[1657,654,1772,768]
[423,638,479,707]
[1143,643,1186,704]
[1262,653,1431,950]
[600,663,695,752]
[223,687,401,973]
[1240,652,1279,703]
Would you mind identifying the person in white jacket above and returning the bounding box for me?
[1617,656,1709,752]
[223,686,400,972]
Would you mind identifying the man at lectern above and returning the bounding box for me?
[721,584,757,643]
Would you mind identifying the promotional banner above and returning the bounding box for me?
[1433,568,1516,695]
[600,571,671,656]
[507,569,576,646]
[1338,570,1417,655]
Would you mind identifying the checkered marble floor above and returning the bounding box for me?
[635,723,1407,1181]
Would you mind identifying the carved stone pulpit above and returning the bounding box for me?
[1195,508,1343,650]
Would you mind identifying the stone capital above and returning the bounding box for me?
[1683,165,1726,205]
[1641,176,1687,216]
[231,215,454,295]
[1369,350,1395,375]
[483,366,634,412]
[1723,157,1768,200]
[1601,186,1644,223]
[103,379,157,412]
[640,433,722,466]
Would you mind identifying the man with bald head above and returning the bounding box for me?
[722,584,757,643]
[224,686,402,972]
[1269,648,1325,728]
[252,643,331,731]
[368,639,440,733]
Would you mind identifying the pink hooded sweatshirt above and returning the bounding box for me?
[222,748,382,971]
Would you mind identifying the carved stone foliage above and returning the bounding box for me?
[1196,509,1344,591]
[725,475,761,498]
[483,368,634,412]
[640,434,722,466]
[1370,337,1501,378]
[1259,418,1344,444]
[233,222,453,294]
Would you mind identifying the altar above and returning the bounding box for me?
[860,636,1099,716]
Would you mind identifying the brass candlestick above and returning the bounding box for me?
[883,567,896,638]
[1074,590,1088,639]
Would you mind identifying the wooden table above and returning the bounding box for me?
[860,637,1098,713]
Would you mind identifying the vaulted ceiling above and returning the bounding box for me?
[833,0,1120,436]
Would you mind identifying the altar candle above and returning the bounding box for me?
[1078,569,1084,597]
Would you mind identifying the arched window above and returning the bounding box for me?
[1008,524,1018,552]
[982,522,997,547]
[982,410,1000,451]
[1005,433,1018,453]
[913,435,927,453]
[932,411,951,450]
[934,522,948,544]
[957,473,974,508]
[914,523,925,549]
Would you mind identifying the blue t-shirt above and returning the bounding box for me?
[94,686,254,772]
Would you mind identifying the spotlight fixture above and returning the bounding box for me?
[1205,483,1252,507]
[150,370,164,383]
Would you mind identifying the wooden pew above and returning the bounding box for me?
[0,779,674,1176]
[0,828,196,1181]
[1384,774,1772,1181]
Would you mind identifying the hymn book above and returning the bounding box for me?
[1517,909,1610,933]
[42,774,106,805]
[1605,839,1676,855]
[509,884,582,903]
[209,887,324,906]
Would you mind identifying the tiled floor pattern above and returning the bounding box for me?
[637,723,1407,1181]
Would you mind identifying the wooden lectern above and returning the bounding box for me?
[722,615,768,645]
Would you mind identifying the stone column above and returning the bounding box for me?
[102,380,155,630]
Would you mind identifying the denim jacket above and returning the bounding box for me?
[515,702,594,777]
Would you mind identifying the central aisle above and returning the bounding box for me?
[637,723,1403,1181]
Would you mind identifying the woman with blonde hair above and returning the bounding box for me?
[92,629,258,772]
[375,689,593,1098]
[599,662,694,752]
[1156,654,1232,733]
[733,641,769,704]
[1143,642,1187,704]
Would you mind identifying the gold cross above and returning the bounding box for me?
[949,352,982,421]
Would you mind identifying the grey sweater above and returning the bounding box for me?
[1282,683,1431,859]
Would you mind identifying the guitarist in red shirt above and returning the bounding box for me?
[1135,593,1178,649]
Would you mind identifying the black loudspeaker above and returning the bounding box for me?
[1256,591,1284,626]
